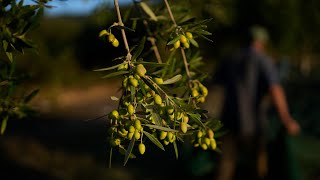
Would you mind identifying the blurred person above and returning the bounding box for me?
[211,25,300,180]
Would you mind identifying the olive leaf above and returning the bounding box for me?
[132,36,146,61]
[123,137,135,166]
[139,2,158,21]
[173,141,179,159]
[23,89,39,103]
[151,112,162,126]
[162,74,182,85]
[94,63,123,71]
[144,124,179,132]
[143,131,165,151]
[187,113,205,128]
[101,71,129,79]
[1,116,8,135]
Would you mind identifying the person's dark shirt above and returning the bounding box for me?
[213,47,280,136]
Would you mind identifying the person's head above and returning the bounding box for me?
[248,25,269,52]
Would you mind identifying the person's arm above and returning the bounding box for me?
[269,84,300,135]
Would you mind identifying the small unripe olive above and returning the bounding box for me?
[192,89,199,97]
[197,131,203,138]
[182,115,189,123]
[134,119,142,131]
[99,29,109,37]
[138,143,146,155]
[200,85,208,97]
[207,129,214,139]
[127,104,134,115]
[159,131,168,140]
[128,125,135,133]
[114,138,121,146]
[180,35,188,44]
[210,139,217,150]
[186,32,193,39]
[174,40,180,49]
[129,77,139,87]
[127,132,134,140]
[167,132,173,141]
[154,94,162,105]
[154,77,164,85]
[180,122,188,133]
[108,34,116,42]
[204,137,211,146]
[163,140,170,145]
[136,64,147,77]
[183,42,190,49]
[134,130,141,140]
[110,110,119,119]
[201,143,208,150]
[197,96,205,103]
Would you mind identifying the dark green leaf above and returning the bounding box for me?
[144,124,179,132]
[101,71,129,79]
[119,145,136,158]
[197,34,213,43]
[132,36,146,61]
[187,113,205,128]
[151,112,161,126]
[130,85,135,102]
[173,141,179,159]
[109,147,113,168]
[1,116,8,135]
[138,79,146,95]
[6,52,13,63]
[123,137,135,166]
[24,88,39,103]
[196,29,212,36]
[143,131,165,151]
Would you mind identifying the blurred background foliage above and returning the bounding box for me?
[1,0,320,179]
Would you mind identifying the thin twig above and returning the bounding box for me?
[114,0,132,61]
[164,0,177,27]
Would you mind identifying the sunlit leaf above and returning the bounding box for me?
[143,131,165,151]
[119,145,136,158]
[162,74,182,85]
[140,2,158,21]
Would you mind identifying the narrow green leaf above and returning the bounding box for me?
[196,29,212,36]
[144,124,179,132]
[173,141,179,159]
[119,145,136,158]
[151,112,162,126]
[140,2,158,21]
[24,89,39,103]
[167,35,181,45]
[6,52,13,63]
[101,71,129,79]
[123,137,135,166]
[133,61,167,67]
[138,79,146,95]
[109,147,113,168]
[189,38,199,47]
[130,85,135,103]
[94,63,123,71]
[132,36,146,61]
[197,34,213,43]
[187,113,205,128]
[143,131,165,151]
[114,25,135,32]
[1,116,8,135]
[162,74,182,85]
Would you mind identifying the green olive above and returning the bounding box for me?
[138,143,146,155]
[136,64,147,77]
[180,122,188,133]
[174,40,180,49]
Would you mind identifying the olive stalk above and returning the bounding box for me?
[114,0,132,62]
[163,0,194,98]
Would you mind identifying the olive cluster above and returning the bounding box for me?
[191,80,209,104]
[99,30,119,47]
[171,32,193,50]
[192,128,217,151]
